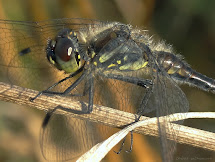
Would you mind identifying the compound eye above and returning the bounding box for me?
[46,40,57,64]
[47,51,56,65]
[55,38,74,62]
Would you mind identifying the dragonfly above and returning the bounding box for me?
[0,18,214,162]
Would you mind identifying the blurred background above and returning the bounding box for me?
[0,0,214,161]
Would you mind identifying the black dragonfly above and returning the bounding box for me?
[0,18,214,161]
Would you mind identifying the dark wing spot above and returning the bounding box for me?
[19,47,31,56]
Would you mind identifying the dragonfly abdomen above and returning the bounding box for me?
[157,51,215,93]
[187,70,215,93]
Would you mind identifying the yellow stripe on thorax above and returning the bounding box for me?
[119,60,148,71]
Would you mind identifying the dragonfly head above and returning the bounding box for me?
[46,28,83,73]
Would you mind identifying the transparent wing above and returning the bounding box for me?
[40,114,102,161]
[0,20,148,161]
[0,19,122,161]
[39,36,150,160]
[39,77,146,161]
[129,34,190,161]
[147,58,189,162]
[0,18,103,90]
[0,18,189,161]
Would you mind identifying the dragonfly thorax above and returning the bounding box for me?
[46,28,83,73]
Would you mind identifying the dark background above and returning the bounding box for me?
[0,0,214,161]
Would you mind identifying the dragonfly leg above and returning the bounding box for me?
[30,66,84,101]
[86,74,94,113]
[41,74,94,134]
[114,136,126,154]
[32,68,88,97]
[136,85,153,121]
[70,80,90,97]
[125,131,133,153]
[101,73,153,154]
[101,73,152,88]
[114,129,134,154]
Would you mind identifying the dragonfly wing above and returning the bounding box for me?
[152,67,189,162]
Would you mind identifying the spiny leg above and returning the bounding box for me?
[117,87,153,154]
[99,41,154,153]
[101,73,152,153]
[135,41,179,162]
[30,65,84,101]
[114,135,127,154]
[100,73,152,88]
[136,85,153,121]
[114,130,134,154]
[38,69,88,96]
[41,73,94,139]
[70,81,90,97]
[86,74,94,113]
